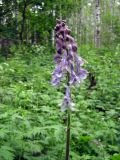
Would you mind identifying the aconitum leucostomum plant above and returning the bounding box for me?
[51,19,88,160]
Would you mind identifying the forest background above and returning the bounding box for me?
[0,0,120,160]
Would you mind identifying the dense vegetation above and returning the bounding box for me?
[0,44,120,160]
[0,0,120,160]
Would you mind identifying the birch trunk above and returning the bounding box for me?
[95,0,100,48]
[110,0,114,42]
[52,7,56,46]
[15,0,19,40]
[77,6,82,44]
[59,4,62,19]
[20,0,27,43]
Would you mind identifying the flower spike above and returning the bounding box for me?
[51,19,88,111]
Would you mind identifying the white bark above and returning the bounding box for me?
[95,0,101,48]
[15,0,19,39]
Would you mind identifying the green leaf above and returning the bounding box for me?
[0,146,15,160]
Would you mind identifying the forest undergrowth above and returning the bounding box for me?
[0,44,120,160]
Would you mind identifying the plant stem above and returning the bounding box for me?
[65,47,71,160]
[65,109,71,160]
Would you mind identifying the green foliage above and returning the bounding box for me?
[0,44,120,159]
[1,0,120,159]
[0,146,15,160]
[110,154,120,160]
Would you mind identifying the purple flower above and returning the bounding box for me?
[69,71,80,85]
[66,35,75,43]
[51,19,88,111]
[51,66,63,86]
[78,68,88,80]
[67,50,74,60]
[75,55,85,67]
[61,86,75,112]
[57,48,62,55]
[51,77,61,86]
[54,54,61,64]
[61,53,69,72]
[72,43,77,52]
[52,66,62,78]
[56,38,63,50]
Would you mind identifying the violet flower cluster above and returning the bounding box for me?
[51,19,88,111]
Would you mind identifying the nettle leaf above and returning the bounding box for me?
[24,125,64,139]
[70,151,81,160]
[0,146,15,160]
[0,128,10,139]
[0,112,9,119]
[24,141,43,153]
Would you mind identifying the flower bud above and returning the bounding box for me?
[62,22,66,27]
[56,19,61,24]
[72,44,77,52]
[66,35,74,43]
[54,54,61,64]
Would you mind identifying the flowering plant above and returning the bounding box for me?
[51,19,88,112]
[51,19,88,160]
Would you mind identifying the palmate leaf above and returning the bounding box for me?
[0,146,15,160]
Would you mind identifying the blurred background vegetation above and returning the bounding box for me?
[0,0,120,160]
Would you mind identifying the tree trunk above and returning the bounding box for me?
[20,0,27,43]
[59,4,62,19]
[15,0,19,40]
[52,6,56,46]
[77,7,82,44]
[110,0,114,43]
[95,0,100,48]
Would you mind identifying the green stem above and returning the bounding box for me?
[65,47,71,160]
[65,109,71,160]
